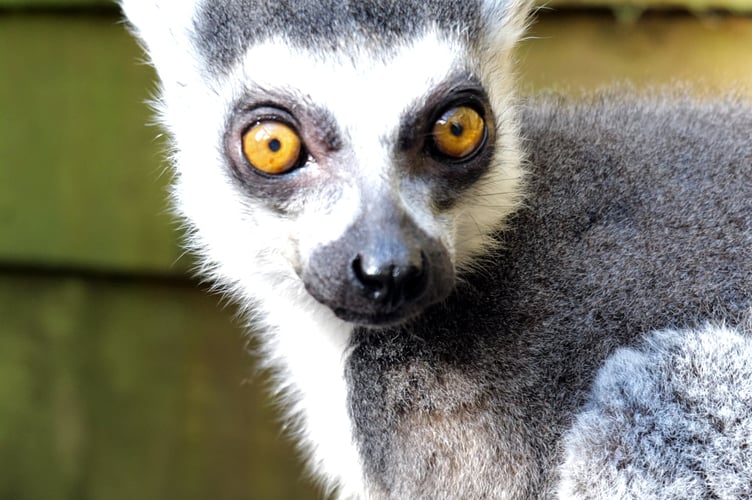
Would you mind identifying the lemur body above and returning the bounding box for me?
[122,1,752,498]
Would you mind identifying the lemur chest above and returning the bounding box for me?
[346,349,561,498]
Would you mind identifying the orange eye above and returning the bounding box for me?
[432,106,486,159]
[242,121,303,175]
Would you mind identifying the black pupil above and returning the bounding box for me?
[450,122,464,137]
[268,138,282,152]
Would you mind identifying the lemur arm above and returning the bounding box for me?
[560,319,752,499]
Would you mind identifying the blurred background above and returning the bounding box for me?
[0,0,750,499]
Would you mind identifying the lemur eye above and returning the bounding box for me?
[431,106,486,160]
[242,121,302,175]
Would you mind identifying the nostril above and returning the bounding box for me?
[352,255,391,300]
[400,252,429,302]
[351,253,429,308]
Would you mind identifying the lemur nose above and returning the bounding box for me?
[351,252,428,308]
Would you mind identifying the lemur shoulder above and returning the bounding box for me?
[121,1,752,498]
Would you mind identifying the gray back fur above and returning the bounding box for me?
[346,92,752,498]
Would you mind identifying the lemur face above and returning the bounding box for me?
[220,39,502,325]
[124,0,527,327]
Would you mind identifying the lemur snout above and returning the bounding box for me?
[302,210,455,326]
[351,250,428,309]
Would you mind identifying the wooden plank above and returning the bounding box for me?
[0,0,114,8]
[0,272,317,500]
[519,12,752,95]
[546,0,752,13]
[0,13,186,275]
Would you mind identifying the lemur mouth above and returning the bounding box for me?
[331,305,424,328]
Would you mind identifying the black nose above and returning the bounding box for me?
[351,252,428,309]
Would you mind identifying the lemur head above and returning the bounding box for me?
[123,0,529,327]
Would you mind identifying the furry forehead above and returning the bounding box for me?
[194,1,484,72]
[122,0,531,78]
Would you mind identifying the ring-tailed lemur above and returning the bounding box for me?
[121,1,752,498]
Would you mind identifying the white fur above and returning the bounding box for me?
[120,0,199,86]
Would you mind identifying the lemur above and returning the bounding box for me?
[121,1,752,498]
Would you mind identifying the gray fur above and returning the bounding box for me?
[560,321,752,499]
[347,92,752,497]
[193,0,486,75]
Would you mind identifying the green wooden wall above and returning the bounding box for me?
[1,3,751,500]
[1,12,183,274]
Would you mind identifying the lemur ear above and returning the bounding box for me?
[119,0,200,84]
[479,0,534,53]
